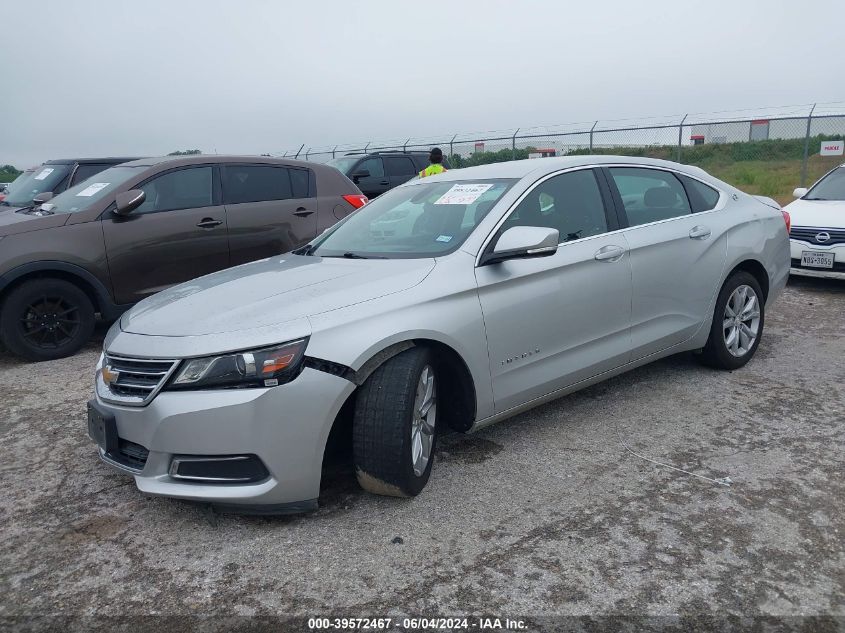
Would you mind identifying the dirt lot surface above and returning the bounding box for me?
[1,277,843,631]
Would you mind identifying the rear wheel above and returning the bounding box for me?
[0,278,95,362]
[700,271,764,370]
[353,347,438,497]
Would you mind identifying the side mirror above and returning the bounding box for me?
[480,226,559,266]
[32,191,53,205]
[350,169,370,182]
[793,187,808,199]
[113,189,146,216]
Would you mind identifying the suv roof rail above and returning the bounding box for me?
[372,150,426,155]
[343,150,428,157]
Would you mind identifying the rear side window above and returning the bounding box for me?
[71,164,110,186]
[223,165,292,204]
[384,156,416,177]
[289,168,311,198]
[608,167,692,226]
[680,175,720,212]
[135,167,214,213]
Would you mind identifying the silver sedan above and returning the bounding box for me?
[88,156,790,512]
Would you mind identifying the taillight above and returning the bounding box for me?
[342,194,368,209]
[782,210,791,233]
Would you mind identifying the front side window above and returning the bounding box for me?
[806,166,845,201]
[222,165,292,205]
[310,179,516,258]
[356,157,384,178]
[501,169,609,242]
[135,167,213,214]
[609,167,692,226]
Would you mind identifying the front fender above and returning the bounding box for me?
[305,259,495,420]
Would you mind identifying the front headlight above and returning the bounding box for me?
[166,339,308,391]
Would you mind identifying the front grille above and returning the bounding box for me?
[791,258,845,272]
[99,354,179,406]
[789,226,845,246]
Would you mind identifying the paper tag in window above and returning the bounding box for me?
[33,168,54,181]
[434,183,493,205]
[76,182,110,197]
[436,235,452,242]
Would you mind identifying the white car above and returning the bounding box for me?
[785,164,845,280]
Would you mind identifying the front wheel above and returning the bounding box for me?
[353,347,438,497]
[700,271,765,370]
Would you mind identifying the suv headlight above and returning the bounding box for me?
[166,339,308,391]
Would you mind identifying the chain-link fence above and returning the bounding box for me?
[276,102,845,205]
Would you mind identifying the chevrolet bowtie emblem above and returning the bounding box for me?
[101,365,120,386]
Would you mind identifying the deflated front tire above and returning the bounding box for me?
[353,347,438,497]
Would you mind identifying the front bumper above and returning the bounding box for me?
[91,366,355,511]
[789,239,845,280]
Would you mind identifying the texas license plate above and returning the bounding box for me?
[801,251,834,269]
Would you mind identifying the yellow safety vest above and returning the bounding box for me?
[419,164,447,178]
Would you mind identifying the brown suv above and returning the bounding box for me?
[0,155,367,361]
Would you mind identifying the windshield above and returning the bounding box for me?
[1,164,72,207]
[41,166,145,214]
[805,167,845,201]
[326,156,360,174]
[310,178,516,259]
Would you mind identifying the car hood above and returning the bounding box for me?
[784,198,845,229]
[120,254,436,337]
[0,208,68,236]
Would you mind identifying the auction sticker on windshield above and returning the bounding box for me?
[76,183,110,197]
[33,168,55,181]
[435,183,493,205]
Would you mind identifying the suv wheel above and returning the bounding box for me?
[353,347,438,497]
[700,271,765,370]
[0,278,96,362]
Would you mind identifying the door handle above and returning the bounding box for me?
[594,245,625,262]
[293,207,314,217]
[196,218,223,228]
[689,225,711,240]
[379,180,390,185]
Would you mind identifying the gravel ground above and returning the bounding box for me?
[0,277,843,631]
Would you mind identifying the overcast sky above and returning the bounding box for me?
[3,0,844,167]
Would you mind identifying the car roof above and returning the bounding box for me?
[418,155,703,183]
[44,157,142,165]
[118,155,320,169]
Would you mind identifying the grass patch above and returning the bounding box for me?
[449,135,843,207]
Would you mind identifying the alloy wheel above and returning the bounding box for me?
[722,284,760,357]
[410,365,437,477]
[18,296,81,350]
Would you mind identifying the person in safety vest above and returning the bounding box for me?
[419,147,448,178]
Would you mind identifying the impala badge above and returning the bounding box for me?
[502,348,541,366]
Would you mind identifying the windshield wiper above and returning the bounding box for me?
[321,252,387,260]
[804,197,827,201]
